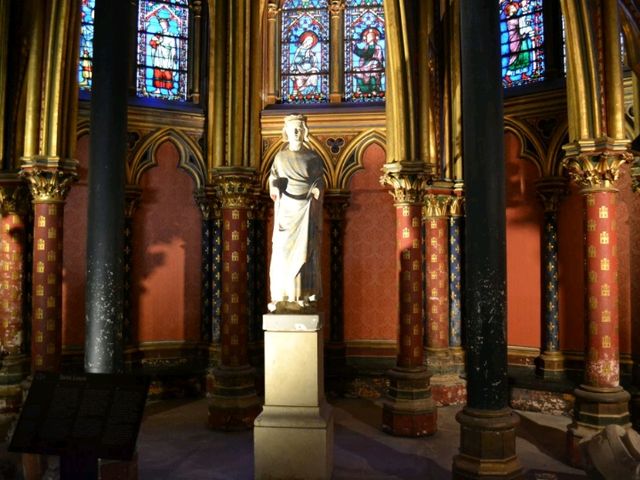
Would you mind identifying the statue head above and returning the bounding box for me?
[282,114,309,152]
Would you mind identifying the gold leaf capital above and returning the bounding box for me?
[424,194,451,218]
[535,177,568,212]
[213,169,256,209]
[563,151,631,190]
[20,167,77,203]
[380,162,428,205]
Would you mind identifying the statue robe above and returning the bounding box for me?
[269,147,323,304]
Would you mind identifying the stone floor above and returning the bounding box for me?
[137,397,587,480]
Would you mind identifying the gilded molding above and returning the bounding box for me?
[424,194,451,218]
[20,167,77,202]
[380,162,428,204]
[448,195,465,217]
[124,185,142,218]
[194,186,219,220]
[0,181,29,215]
[535,177,568,212]
[213,169,256,209]
[325,191,350,220]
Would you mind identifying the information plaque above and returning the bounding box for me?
[9,371,149,461]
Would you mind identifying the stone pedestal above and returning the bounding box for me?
[254,314,333,480]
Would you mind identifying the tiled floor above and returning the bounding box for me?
[137,397,587,479]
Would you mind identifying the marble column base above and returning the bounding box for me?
[566,384,631,467]
[381,366,437,437]
[208,365,261,431]
[535,351,565,380]
[452,407,523,479]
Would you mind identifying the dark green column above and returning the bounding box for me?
[452,1,522,478]
[85,0,130,374]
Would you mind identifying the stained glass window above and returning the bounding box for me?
[499,0,545,88]
[281,0,330,103]
[344,0,385,102]
[137,0,189,101]
[78,0,96,92]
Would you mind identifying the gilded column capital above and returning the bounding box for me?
[124,185,142,218]
[424,194,451,218]
[562,139,632,190]
[267,2,279,19]
[212,168,256,209]
[0,176,30,215]
[449,196,465,217]
[20,167,77,203]
[330,0,345,16]
[534,177,568,212]
[380,162,429,205]
[194,186,219,221]
[324,191,350,221]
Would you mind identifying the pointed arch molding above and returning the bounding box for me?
[128,128,206,188]
[259,128,386,191]
[504,117,569,178]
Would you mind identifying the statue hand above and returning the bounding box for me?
[311,187,320,200]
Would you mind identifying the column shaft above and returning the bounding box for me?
[584,190,619,388]
[32,202,64,372]
[1,211,26,357]
[449,212,463,349]
[425,216,449,351]
[397,203,424,368]
[85,0,130,374]
[542,209,560,353]
[220,205,249,367]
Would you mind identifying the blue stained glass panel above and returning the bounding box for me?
[499,0,545,88]
[78,0,95,92]
[344,0,385,102]
[137,0,189,101]
[281,2,329,103]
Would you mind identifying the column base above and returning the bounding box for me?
[254,403,334,480]
[567,384,631,467]
[381,366,437,437]
[207,365,261,431]
[450,346,466,375]
[0,355,29,417]
[535,351,565,380]
[431,374,467,407]
[452,407,523,479]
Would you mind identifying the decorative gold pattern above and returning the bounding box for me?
[20,167,77,202]
[213,170,256,209]
[380,162,429,204]
[448,195,464,217]
[424,194,451,218]
[563,148,632,190]
[0,180,29,215]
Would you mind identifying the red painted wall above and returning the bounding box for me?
[343,143,397,342]
[63,134,89,348]
[505,132,543,348]
[130,141,201,343]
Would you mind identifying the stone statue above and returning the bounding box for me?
[268,114,324,312]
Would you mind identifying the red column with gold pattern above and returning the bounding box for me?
[30,202,64,372]
[584,191,619,388]
[397,202,424,368]
[564,152,632,466]
[20,169,76,374]
[380,165,436,437]
[424,195,450,353]
[0,178,30,413]
[208,171,261,431]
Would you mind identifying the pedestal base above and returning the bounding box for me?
[254,314,334,479]
[431,374,467,406]
[208,365,261,431]
[535,351,565,380]
[452,407,523,479]
[254,404,334,480]
[381,366,437,437]
[566,384,631,467]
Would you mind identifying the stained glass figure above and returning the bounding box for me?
[499,0,545,88]
[137,0,189,101]
[78,0,95,92]
[344,0,385,102]
[281,0,329,103]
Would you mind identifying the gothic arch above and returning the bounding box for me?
[128,128,206,188]
[503,117,545,177]
[77,121,91,139]
[335,128,386,190]
[547,119,570,177]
